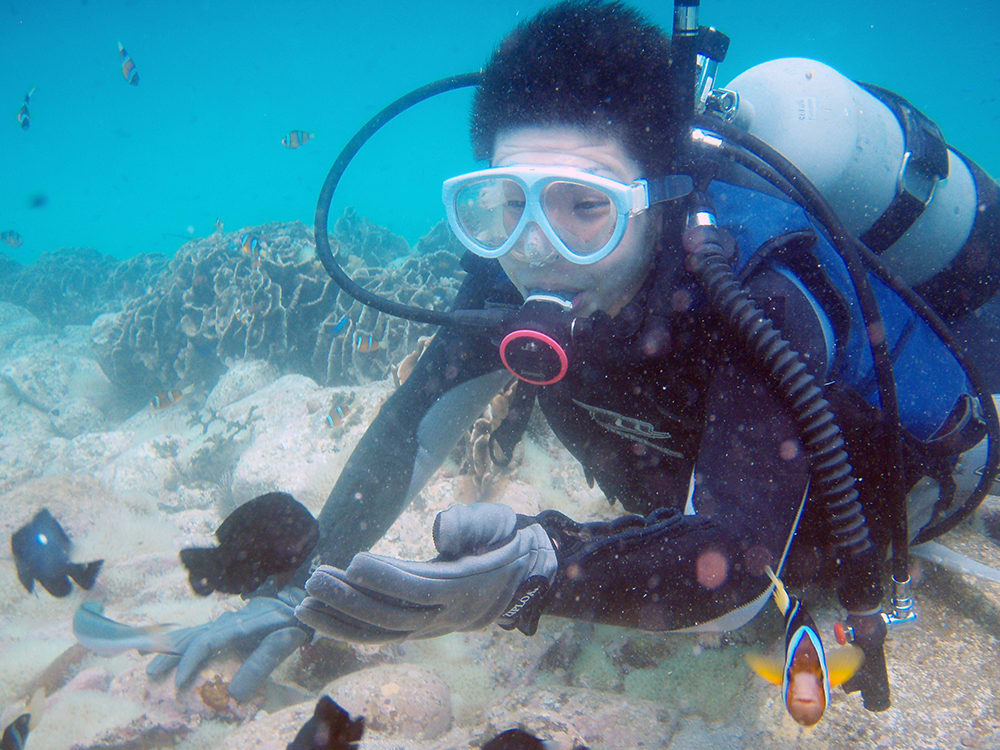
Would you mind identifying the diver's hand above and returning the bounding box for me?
[146,588,312,702]
[295,503,557,643]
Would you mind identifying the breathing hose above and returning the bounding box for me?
[682,198,875,571]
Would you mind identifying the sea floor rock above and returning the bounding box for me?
[3,315,1000,750]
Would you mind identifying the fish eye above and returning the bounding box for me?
[36,533,48,545]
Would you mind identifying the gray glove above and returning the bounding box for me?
[295,503,557,643]
[146,588,312,702]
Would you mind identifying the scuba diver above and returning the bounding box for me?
[146,0,1000,716]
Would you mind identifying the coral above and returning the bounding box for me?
[333,207,409,268]
[92,216,465,400]
[0,247,166,326]
[393,335,433,386]
[0,252,21,277]
[455,378,521,494]
[199,674,235,716]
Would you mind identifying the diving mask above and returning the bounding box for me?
[443,165,693,265]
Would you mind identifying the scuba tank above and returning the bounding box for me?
[716,58,1000,321]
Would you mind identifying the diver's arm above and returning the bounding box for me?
[535,269,831,630]
[298,330,505,578]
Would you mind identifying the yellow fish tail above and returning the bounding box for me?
[745,650,783,686]
[826,644,864,688]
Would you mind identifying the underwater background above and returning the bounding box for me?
[4,2,1000,749]
[3,0,999,266]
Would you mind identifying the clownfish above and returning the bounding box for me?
[282,130,315,149]
[150,384,195,410]
[745,566,863,727]
[0,689,45,749]
[117,42,139,86]
[16,87,34,130]
[239,233,264,266]
[354,334,379,353]
[325,403,349,428]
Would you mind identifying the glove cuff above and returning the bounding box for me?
[497,575,551,636]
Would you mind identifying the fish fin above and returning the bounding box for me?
[14,561,35,594]
[26,688,45,729]
[135,626,184,655]
[745,650,783,685]
[179,547,218,596]
[763,565,789,615]
[826,644,865,688]
[40,574,73,598]
[68,559,104,590]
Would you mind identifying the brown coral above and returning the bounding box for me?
[457,378,521,495]
[199,674,234,715]
[92,216,464,402]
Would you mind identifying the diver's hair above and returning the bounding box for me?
[471,0,676,173]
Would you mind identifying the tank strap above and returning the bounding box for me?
[856,82,950,254]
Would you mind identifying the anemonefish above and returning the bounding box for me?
[282,130,315,149]
[325,403,349,428]
[16,87,34,130]
[240,233,263,267]
[118,42,139,86]
[150,389,184,409]
[150,384,195,410]
[354,334,379,353]
[0,689,45,750]
[745,566,863,727]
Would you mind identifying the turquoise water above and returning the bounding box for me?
[2,0,998,265]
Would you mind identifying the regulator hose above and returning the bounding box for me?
[692,114,1000,575]
[682,203,875,579]
[312,72,485,329]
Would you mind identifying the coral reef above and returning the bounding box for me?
[0,247,168,326]
[0,253,21,277]
[455,378,522,494]
[92,216,464,401]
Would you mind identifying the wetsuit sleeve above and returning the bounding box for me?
[297,329,504,576]
[533,269,832,631]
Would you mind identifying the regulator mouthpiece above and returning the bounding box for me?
[498,292,575,385]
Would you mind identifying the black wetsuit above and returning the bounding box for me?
[301,182,978,634]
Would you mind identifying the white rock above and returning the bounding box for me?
[205,359,280,412]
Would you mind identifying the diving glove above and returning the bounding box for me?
[296,502,558,643]
[146,588,312,702]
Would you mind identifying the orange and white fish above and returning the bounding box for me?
[354,333,379,353]
[150,384,194,410]
[325,403,349,428]
[239,233,264,267]
[745,566,863,727]
[118,42,139,86]
[16,87,35,130]
[282,130,315,149]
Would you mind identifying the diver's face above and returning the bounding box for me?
[492,126,656,318]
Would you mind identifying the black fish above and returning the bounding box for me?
[287,695,364,750]
[482,728,590,750]
[180,492,318,596]
[12,509,103,597]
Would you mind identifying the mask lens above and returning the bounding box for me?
[542,181,618,258]
[453,178,525,251]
